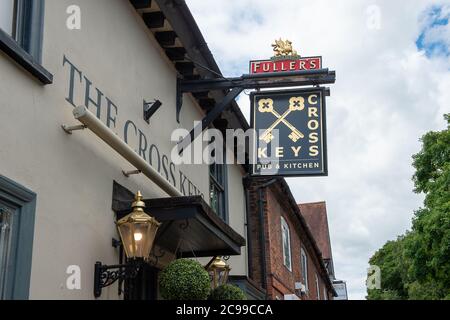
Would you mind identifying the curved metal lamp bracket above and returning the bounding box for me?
[94,260,141,298]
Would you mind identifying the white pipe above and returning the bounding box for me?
[72,106,182,197]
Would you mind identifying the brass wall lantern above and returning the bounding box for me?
[116,191,161,259]
[94,191,161,298]
[205,256,231,288]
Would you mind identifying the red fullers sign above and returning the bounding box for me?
[250,38,322,74]
[250,57,322,74]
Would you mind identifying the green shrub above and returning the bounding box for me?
[209,284,246,300]
[159,258,211,300]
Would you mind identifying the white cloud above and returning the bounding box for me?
[186,0,450,299]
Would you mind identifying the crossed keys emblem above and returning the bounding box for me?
[258,97,305,143]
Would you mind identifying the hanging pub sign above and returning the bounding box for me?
[251,87,328,177]
[249,39,330,177]
[250,39,322,74]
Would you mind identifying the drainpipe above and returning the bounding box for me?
[243,179,253,280]
[244,176,278,298]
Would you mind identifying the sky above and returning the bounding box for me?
[185,0,450,299]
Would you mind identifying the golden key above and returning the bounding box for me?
[258,97,305,143]
[271,109,304,142]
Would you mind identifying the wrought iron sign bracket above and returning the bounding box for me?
[177,86,244,154]
[175,69,336,153]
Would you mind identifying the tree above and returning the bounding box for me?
[407,113,450,299]
[367,114,450,300]
[366,234,411,300]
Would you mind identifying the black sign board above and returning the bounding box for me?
[251,88,328,177]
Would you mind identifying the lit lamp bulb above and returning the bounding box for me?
[134,232,143,241]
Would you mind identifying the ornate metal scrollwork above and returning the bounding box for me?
[147,246,167,267]
[179,219,190,230]
[94,260,141,298]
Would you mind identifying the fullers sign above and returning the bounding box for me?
[250,39,322,74]
[251,88,328,177]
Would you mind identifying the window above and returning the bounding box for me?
[0,0,52,83]
[315,274,320,300]
[301,248,308,290]
[0,0,16,36]
[281,217,292,271]
[210,164,228,221]
[0,207,14,298]
[0,175,36,299]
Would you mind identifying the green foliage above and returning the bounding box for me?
[406,280,443,300]
[366,234,412,300]
[208,284,247,300]
[412,113,450,194]
[367,114,450,300]
[159,258,211,300]
[367,289,403,300]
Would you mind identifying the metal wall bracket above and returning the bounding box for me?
[177,87,243,154]
[176,77,183,123]
[122,169,142,177]
[143,99,162,123]
[175,69,336,152]
[94,260,141,298]
[61,124,87,134]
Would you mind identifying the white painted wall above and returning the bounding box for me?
[0,0,248,299]
[226,164,248,276]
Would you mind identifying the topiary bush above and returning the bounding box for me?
[208,284,247,300]
[159,258,211,300]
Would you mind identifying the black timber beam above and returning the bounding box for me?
[213,118,229,131]
[155,0,250,146]
[175,62,195,76]
[183,75,201,81]
[155,31,177,47]
[180,69,336,93]
[198,98,216,110]
[130,0,151,9]
[143,12,165,29]
[176,69,335,122]
[192,91,210,99]
[165,47,186,61]
[178,87,243,154]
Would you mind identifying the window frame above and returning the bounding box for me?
[301,248,308,290]
[209,163,229,222]
[315,273,320,300]
[280,216,292,272]
[0,0,52,84]
[0,175,36,300]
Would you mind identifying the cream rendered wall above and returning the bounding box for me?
[226,164,248,276]
[0,0,246,299]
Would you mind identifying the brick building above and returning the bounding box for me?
[298,202,335,278]
[300,202,348,300]
[242,177,336,300]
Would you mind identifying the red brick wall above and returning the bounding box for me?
[245,182,266,289]
[246,179,334,300]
